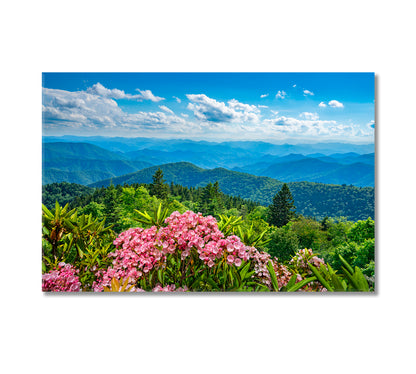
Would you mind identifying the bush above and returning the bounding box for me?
[42,262,81,292]
[268,226,299,263]
[93,210,315,292]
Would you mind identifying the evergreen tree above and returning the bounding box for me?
[103,183,122,231]
[149,168,169,199]
[268,183,296,227]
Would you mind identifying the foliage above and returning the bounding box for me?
[134,202,170,228]
[42,182,94,210]
[268,225,299,262]
[290,216,328,251]
[268,183,296,227]
[348,217,375,243]
[42,202,116,290]
[308,255,371,292]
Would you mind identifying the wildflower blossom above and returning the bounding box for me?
[42,262,81,292]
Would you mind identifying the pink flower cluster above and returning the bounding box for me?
[42,262,81,292]
[248,249,296,289]
[92,210,328,292]
[93,211,253,291]
[290,248,326,273]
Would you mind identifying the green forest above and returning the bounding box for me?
[87,162,374,221]
[42,169,374,292]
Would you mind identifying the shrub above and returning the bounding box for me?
[93,210,310,292]
[42,262,81,292]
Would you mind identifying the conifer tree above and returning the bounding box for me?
[268,183,296,227]
[149,168,169,199]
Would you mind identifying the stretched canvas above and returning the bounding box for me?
[42,72,375,293]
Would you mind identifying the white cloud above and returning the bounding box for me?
[260,93,269,98]
[328,100,344,108]
[293,84,297,88]
[258,105,268,108]
[303,89,314,96]
[186,94,260,123]
[227,99,260,113]
[42,87,191,135]
[180,113,189,118]
[271,110,279,115]
[300,112,319,120]
[173,96,181,103]
[159,105,174,114]
[86,82,165,102]
[275,90,287,99]
[263,115,356,138]
[135,89,165,102]
[318,102,327,107]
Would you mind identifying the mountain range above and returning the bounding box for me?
[42,136,374,187]
[42,137,375,220]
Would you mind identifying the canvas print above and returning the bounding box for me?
[42,72,375,292]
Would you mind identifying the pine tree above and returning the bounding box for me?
[149,168,169,199]
[268,183,296,227]
[103,183,122,231]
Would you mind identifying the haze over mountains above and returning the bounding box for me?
[43,136,374,187]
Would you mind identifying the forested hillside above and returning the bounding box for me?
[89,162,374,221]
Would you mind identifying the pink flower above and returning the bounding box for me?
[42,263,81,292]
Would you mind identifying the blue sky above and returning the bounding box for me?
[42,73,374,143]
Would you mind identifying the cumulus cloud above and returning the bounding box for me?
[328,100,344,108]
[263,114,356,138]
[159,105,174,114]
[299,112,319,120]
[135,89,165,102]
[260,93,269,98]
[42,87,190,135]
[318,102,327,107]
[173,96,181,103]
[303,89,314,96]
[86,82,165,102]
[186,94,260,123]
[275,90,287,99]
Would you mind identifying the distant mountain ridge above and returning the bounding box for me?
[42,142,152,185]
[42,136,374,187]
[43,136,374,156]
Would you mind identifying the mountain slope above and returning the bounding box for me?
[89,162,374,221]
[42,142,152,185]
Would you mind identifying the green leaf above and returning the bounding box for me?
[307,263,334,292]
[157,269,164,286]
[286,276,317,292]
[286,274,298,290]
[266,260,279,292]
[339,254,354,275]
